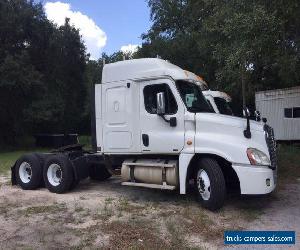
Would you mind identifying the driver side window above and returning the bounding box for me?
[143,84,177,114]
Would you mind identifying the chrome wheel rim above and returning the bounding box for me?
[47,164,62,186]
[19,162,32,183]
[197,169,211,200]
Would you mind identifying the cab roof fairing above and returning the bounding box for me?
[203,90,232,102]
[102,58,202,84]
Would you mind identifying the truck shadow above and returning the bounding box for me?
[75,176,278,213]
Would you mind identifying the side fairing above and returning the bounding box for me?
[194,113,268,164]
[95,84,103,152]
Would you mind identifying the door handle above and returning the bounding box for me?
[142,134,149,147]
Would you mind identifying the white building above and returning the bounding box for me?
[255,86,300,141]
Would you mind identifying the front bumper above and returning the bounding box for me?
[232,164,276,195]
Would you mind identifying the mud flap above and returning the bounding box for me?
[11,162,17,185]
[71,155,90,181]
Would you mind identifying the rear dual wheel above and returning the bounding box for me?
[15,153,78,193]
[16,154,42,190]
[43,154,74,193]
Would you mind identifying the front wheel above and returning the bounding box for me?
[195,158,226,211]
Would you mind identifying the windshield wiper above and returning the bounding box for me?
[188,107,209,113]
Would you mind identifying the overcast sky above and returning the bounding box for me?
[42,0,151,59]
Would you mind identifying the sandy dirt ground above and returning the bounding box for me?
[0,174,299,249]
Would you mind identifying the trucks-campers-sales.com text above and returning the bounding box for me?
[225,235,294,243]
[224,231,295,244]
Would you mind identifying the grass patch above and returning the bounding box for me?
[277,144,300,183]
[238,207,262,221]
[231,201,265,222]
[78,135,91,150]
[93,197,115,221]
[0,148,49,175]
[180,206,225,241]
[0,201,19,217]
[118,197,145,213]
[227,194,272,222]
[103,220,168,249]
[0,135,90,175]
[73,224,101,249]
[165,217,187,249]
[21,203,66,217]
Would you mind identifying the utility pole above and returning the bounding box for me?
[242,70,246,110]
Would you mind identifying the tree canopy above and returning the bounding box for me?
[136,0,300,114]
[1,0,299,145]
[0,0,87,144]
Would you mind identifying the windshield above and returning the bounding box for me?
[176,80,214,113]
[206,99,216,112]
[214,97,233,115]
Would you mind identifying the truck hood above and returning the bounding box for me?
[194,112,269,164]
[195,113,264,132]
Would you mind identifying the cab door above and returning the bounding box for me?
[102,81,140,153]
[139,78,185,153]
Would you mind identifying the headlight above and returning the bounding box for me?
[246,148,270,166]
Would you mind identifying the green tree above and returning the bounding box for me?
[0,53,42,144]
[0,0,46,144]
[81,51,126,133]
[35,18,87,134]
[137,0,300,114]
[203,0,299,111]
[0,0,88,145]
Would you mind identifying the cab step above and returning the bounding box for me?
[121,181,176,190]
[123,158,177,168]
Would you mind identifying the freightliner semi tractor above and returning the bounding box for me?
[195,77,264,120]
[11,58,277,210]
[184,73,234,116]
[191,76,234,116]
[203,90,233,115]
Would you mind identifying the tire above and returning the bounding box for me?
[15,154,43,190]
[70,163,82,190]
[43,154,74,193]
[33,153,46,165]
[89,164,111,181]
[33,153,48,187]
[194,158,226,211]
[70,178,80,190]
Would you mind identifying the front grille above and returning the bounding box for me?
[264,124,277,170]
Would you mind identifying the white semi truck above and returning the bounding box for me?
[203,90,233,115]
[12,58,277,210]
[194,78,234,115]
[184,73,234,115]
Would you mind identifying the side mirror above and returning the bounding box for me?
[243,107,251,139]
[254,110,261,122]
[156,92,166,115]
[243,107,251,118]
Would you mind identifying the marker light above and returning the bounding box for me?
[187,140,192,145]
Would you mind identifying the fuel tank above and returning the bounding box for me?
[121,159,178,186]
